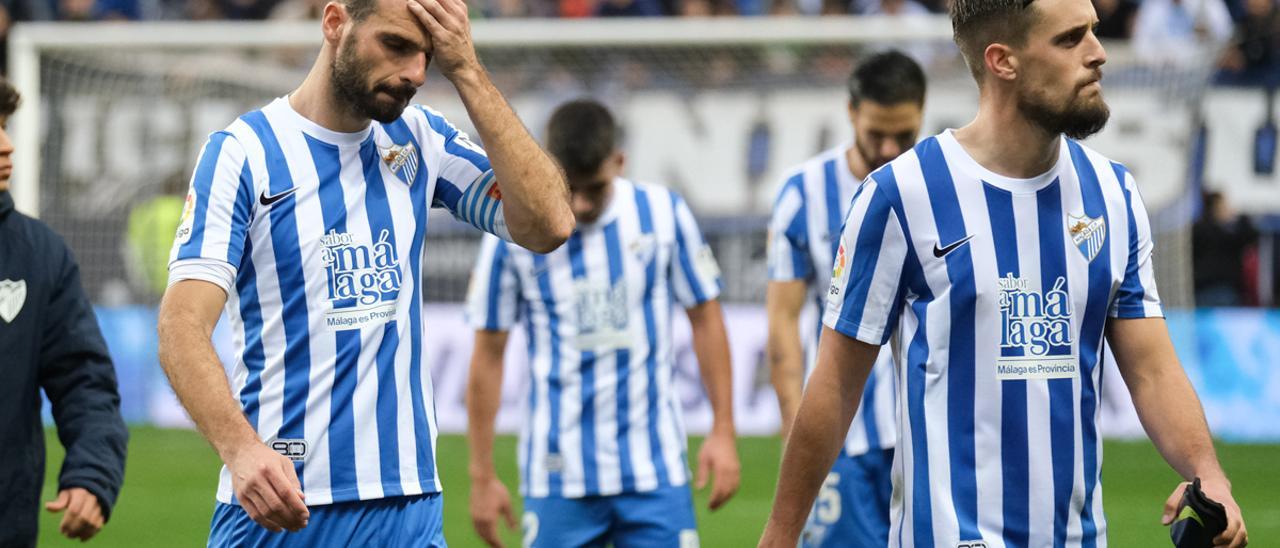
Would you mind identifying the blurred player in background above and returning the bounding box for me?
[766,49,925,547]
[465,99,740,548]
[761,0,1250,545]
[156,0,574,543]
[0,77,128,546]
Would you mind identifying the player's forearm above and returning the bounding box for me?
[157,304,258,463]
[1125,361,1225,482]
[688,301,735,433]
[466,349,506,480]
[765,323,804,439]
[451,69,572,253]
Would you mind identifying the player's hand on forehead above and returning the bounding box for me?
[406,0,480,80]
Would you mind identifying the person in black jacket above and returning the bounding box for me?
[0,77,127,546]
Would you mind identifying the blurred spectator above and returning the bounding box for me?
[1217,0,1280,87]
[596,0,665,16]
[1194,191,1260,306]
[853,0,929,15]
[679,0,739,15]
[1094,0,1139,39]
[1133,0,1234,66]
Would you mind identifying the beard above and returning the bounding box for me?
[1017,83,1110,140]
[331,38,418,124]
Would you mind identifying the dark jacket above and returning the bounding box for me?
[0,191,127,547]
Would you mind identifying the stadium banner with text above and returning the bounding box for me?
[84,305,1280,442]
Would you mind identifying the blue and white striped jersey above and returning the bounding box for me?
[466,177,722,499]
[767,145,898,458]
[168,97,510,506]
[825,130,1162,548]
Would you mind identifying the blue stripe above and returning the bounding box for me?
[603,220,636,492]
[385,120,438,492]
[485,243,511,330]
[984,183,1030,547]
[778,173,810,280]
[634,186,670,487]
[432,177,462,210]
[1070,142,1112,547]
[566,232,600,495]
[358,137,404,496]
[670,192,708,303]
[243,111,312,487]
[226,160,255,265]
[523,311,538,495]
[870,165,933,547]
[306,134,362,493]
[236,240,266,431]
[823,158,844,259]
[177,131,229,259]
[416,106,490,171]
[836,189,889,339]
[1035,181,1076,548]
[533,254,565,496]
[918,139,980,542]
[1113,163,1149,317]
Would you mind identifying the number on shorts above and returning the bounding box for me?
[522,511,539,548]
[814,472,842,525]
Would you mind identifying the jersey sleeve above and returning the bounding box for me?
[466,234,522,331]
[668,190,723,307]
[767,172,812,282]
[167,131,255,293]
[822,176,910,346]
[420,106,514,242]
[1109,167,1163,319]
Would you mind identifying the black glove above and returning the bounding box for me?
[1170,477,1228,548]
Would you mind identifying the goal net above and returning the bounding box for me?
[9,17,1211,308]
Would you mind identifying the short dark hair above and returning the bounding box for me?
[848,50,927,107]
[950,0,1040,83]
[0,78,20,118]
[343,0,376,22]
[546,99,618,177]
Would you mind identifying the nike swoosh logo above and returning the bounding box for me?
[259,187,298,207]
[933,234,975,258]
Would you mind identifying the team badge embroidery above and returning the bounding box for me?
[1068,213,1106,263]
[379,142,419,186]
[0,279,26,323]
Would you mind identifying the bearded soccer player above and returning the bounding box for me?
[766,50,925,547]
[156,0,574,544]
[465,99,740,547]
[760,0,1248,546]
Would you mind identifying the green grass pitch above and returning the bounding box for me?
[37,428,1279,546]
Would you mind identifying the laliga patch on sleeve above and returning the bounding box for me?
[694,245,720,281]
[175,187,197,245]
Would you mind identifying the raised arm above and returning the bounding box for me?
[760,327,879,546]
[466,329,516,548]
[409,0,572,252]
[157,281,309,533]
[1107,318,1247,547]
[765,280,807,441]
[686,299,740,511]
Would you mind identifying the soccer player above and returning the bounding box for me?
[760,0,1250,545]
[465,99,740,548]
[156,0,574,544]
[0,77,128,547]
[766,50,925,547]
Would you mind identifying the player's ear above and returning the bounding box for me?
[611,150,625,172]
[984,43,1019,82]
[321,1,348,45]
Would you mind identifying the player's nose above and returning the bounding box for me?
[401,53,428,88]
[0,127,15,156]
[1083,30,1107,68]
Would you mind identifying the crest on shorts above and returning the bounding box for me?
[379,142,419,185]
[0,279,26,323]
[1068,213,1106,263]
